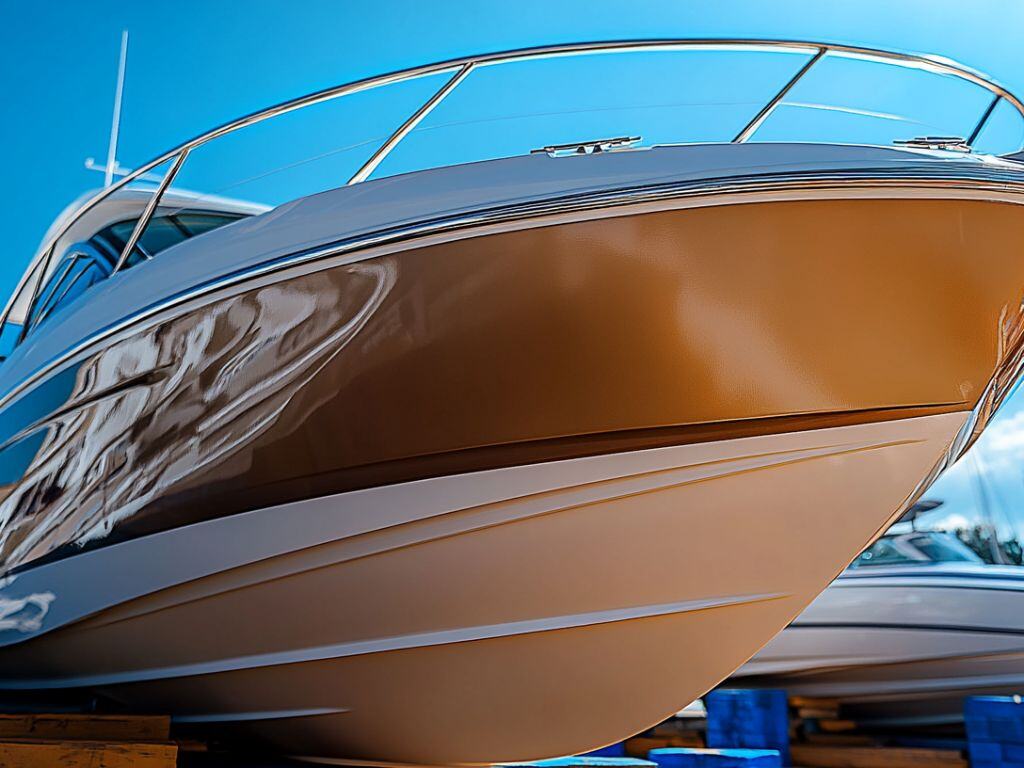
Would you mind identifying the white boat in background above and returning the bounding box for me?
[733,522,1024,727]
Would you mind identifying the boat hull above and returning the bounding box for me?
[733,567,1024,727]
[1,194,1023,567]
[0,174,1023,761]
[0,415,965,762]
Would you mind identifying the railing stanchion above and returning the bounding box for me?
[348,62,476,185]
[114,149,191,273]
[968,94,1002,148]
[733,47,826,143]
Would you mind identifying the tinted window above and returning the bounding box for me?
[852,531,983,568]
[175,213,243,237]
[22,211,245,339]
[852,537,915,567]
[98,211,243,269]
[26,246,112,331]
[906,533,980,563]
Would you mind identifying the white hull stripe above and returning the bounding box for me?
[174,706,350,724]
[0,592,784,689]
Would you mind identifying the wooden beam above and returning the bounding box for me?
[791,744,967,768]
[798,707,842,719]
[625,734,704,756]
[816,720,858,733]
[0,714,170,741]
[803,733,877,747]
[790,697,842,710]
[0,739,177,768]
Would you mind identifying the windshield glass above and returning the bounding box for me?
[7,41,1024,356]
[851,531,984,568]
[18,210,246,337]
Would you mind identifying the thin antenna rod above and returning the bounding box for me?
[970,451,1008,564]
[105,30,129,188]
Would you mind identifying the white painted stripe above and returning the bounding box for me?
[0,592,784,689]
[174,706,349,723]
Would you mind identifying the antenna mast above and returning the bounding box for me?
[104,30,129,188]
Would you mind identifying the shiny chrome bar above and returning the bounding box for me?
[113,149,191,272]
[348,63,475,185]
[734,47,825,143]
[968,94,1002,148]
[4,38,1024,333]
[16,255,51,343]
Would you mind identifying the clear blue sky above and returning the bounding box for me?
[3,0,1024,537]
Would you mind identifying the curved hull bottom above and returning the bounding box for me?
[0,412,966,763]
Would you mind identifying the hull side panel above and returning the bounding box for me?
[0,413,966,762]
[0,197,1022,569]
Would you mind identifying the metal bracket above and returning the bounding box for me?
[893,136,972,152]
[531,136,642,157]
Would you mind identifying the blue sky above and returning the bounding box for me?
[4,0,1024,537]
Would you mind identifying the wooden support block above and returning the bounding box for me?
[625,735,704,756]
[793,696,841,721]
[797,708,842,720]
[790,744,966,768]
[790,698,841,711]
[0,714,170,741]
[816,720,858,733]
[175,738,208,752]
[802,733,877,747]
[0,739,177,768]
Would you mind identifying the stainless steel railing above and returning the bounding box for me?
[6,38,1024,335]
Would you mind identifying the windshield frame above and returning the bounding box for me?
[4,38,1023,350]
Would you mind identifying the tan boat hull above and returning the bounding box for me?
[0,414,966,763]
[0,188,1021,762]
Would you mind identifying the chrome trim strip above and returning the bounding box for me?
[838,567,1024,584]
[788,621,1024,637]
[3,170,1024,419]
[968,94,1002,147]
[5,38,1023,330]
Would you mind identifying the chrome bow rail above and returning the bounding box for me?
[5,38,1024,333]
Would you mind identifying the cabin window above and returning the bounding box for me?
[96,212,245,270]
[24,246,112,332]
[18,211,246,341]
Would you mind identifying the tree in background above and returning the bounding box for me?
[954,524,1024,565]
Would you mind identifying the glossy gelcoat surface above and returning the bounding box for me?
[0,194,1023,571]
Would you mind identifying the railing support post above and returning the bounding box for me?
[114,149,191,273]
[733,47,826,143]
[348,62,475,185]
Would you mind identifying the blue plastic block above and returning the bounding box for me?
[704,690,790,766]
[504,759,655,768]
[968,739,1024,765]
[966,696,1024,719]
[1005,742,1024,761]
[584,744,628,758]
[968,741,1003,763]
[648,747,781,767]
[966,697,1024,744]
